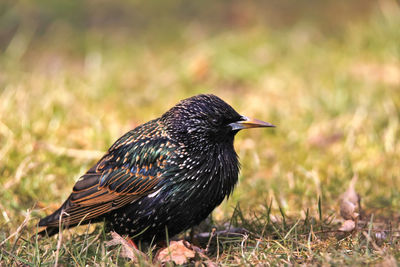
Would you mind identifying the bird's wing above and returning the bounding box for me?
[40,123,179,227]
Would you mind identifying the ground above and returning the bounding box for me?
[1,1,400,265]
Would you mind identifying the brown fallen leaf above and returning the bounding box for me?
[340,200,359,220]
[339,174,361,220]
[340,174,360,205]
[339,220,356,232]
[156,240,195,265]
[105,231,147,262]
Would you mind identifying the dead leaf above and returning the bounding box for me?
[339,174,361,220]
[105,232,147,262]
[156,240,195,265]
[340,174,360,205]
[340,200,359,220]
[339,220,356,232]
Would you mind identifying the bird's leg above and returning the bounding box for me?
[205,227,217,253]
[125,237,138,250]
[190,227,195,243]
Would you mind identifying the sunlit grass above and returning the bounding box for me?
[1,5,400,265]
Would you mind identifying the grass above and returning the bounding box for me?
[1,1,400,265]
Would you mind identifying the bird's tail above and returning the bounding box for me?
[37,226,61,237]
[38,196,105,237]
[38,196,73,236]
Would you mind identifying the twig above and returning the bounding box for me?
[240,233,248,260]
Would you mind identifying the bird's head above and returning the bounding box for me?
[161,94,274,146]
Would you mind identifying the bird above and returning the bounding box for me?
[38,94,275,243]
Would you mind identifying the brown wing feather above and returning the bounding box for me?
[41,165,162,227]
[39,127,176,229]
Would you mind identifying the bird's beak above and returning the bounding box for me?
[229,116,275,131]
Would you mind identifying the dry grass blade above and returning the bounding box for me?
[0,209,31,247]
[105,231,148,263]
[54,211,67,267]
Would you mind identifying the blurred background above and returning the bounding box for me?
[1,0,399,238]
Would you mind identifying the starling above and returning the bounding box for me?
[38,94,274,242]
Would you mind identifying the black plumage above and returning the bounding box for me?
[39,94,274,242]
